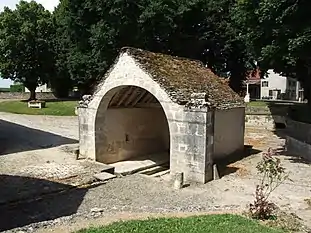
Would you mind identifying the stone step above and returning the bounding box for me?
[111,153,169,175]
[93,172,116,181]
[150,169,170,178]
[138,165,168,175]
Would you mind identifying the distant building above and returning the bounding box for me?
[244,69,304,101]
[24,83,52,93]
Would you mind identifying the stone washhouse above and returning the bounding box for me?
[78,47,245,183]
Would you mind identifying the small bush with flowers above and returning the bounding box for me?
[249,148,289,220]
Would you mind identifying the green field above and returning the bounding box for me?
[0,100,78,116]
[247,101,269,107]
[77,215,285,233]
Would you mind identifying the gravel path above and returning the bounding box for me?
[0,113,310,232]
[0,112,78,141]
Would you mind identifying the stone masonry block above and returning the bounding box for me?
[170,122,178,134]
[186,123,198,135]
[184,111,206,124]
[196,124,205,136]
[177,123,187,134]
[178,143,188,153]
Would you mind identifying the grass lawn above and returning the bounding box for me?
[247,101,269,107]
[0,100,78,116]
[77,215,285,233]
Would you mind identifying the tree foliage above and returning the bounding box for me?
[55,0,253,94]
[0,1,54,100]
[51,0,73,97]
[233,0,311,102]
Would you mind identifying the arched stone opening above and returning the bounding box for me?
[94,85,170,170]
[78,47,246,183]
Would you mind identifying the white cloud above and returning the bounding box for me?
[0,0,60,12]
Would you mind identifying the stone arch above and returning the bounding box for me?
[78,52,217,183]
[94,84,171,165]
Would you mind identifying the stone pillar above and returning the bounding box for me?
[169,93,214,184]
[78,106,96,160]
[173,172,184,189]
[244,83,250,103]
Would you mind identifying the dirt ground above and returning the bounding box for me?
[0,113,310,233]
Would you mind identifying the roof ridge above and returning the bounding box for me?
[117,47,244,109]
[120,47,206,67]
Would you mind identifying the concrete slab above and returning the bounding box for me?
[93,172,116,181]
[111,152,169,175]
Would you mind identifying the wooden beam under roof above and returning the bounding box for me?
[140,93,152,103]
[129,89,147,107]
[109,91,122,107]
[124,88,140,106]
[116,86,133,107]
[143,93,156,103]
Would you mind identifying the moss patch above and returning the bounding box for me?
[121,47,244,109]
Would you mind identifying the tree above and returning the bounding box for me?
[233,0,311,103]
[50,1,73,98]
[0,1,54,100]
[56,0,253,94]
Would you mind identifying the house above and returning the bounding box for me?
[244,69,304,101]
[78,47,245,184]
[24,83,52,93]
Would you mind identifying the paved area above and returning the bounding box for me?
[0,113,310,232]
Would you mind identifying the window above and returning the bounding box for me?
[262,81,269,87]
[269,90,273,96]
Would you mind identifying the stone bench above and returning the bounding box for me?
[28,101,46,109]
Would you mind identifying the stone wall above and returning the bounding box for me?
[286,136,311,161]
[245,104,289,130]
[286,119,311,144]
[96,107,169,164]
[245,114,276,130]
[169,107,214,183]
[245,105,289,116]
[214,107,245,159]
[0,92,56,100]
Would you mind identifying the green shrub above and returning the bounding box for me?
[10,84,24,92]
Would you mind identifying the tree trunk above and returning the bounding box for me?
[296,60,311,107]
[229,70,244,94]
[306,86,311,107]
[29,88,36,101]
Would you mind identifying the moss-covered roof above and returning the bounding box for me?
[120,47,244,109]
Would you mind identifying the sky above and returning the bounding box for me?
[0,0,60,87]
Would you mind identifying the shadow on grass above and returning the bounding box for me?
[0,174,87,231]
[0,119,77,155]
[20,98,80,103]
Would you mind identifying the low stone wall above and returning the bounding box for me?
[245,114,286,130]
[286,119,311,144]
[245,105,289,116]
[0,92,56,100]
[286,136,311,161]
[245,104,289,130]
